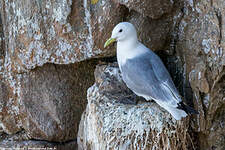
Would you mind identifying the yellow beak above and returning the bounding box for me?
[104,38,116,48]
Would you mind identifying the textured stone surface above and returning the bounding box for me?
[127,11,173,52]
[0,77,21,135]
[0,0,124,73]
[0,0,124,144]
[18,61,96,142]
[0,141,77,150]
[0,132,77,150]
[0,60,96,142]
[0,0,122,140]
[0,11,22,135]
[77,64,192,150]
[89,0,127,56]
[175,0,225,149]
[117,0,174,19]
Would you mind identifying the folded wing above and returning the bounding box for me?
[121,50,182,108]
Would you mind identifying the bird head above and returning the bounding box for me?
[104,22,137,48]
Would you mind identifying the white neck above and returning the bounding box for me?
[116,37,146,68]
[118,38,138,50]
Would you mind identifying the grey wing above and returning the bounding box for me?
[150,51,182,102]
[121,52,181,107]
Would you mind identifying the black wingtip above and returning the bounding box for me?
[177,102,199,115]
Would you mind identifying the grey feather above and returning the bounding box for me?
[120,50,181,107]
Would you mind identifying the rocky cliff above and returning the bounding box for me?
[0,0,224,150]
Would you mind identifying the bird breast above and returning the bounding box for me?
[116,42,146,67]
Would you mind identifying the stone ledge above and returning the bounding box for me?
[77,63,192,150]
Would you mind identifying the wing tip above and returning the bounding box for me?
[177,102,199,115]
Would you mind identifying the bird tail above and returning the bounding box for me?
[177,101,199,115]
[156,101,198,120]
[156,101,188,120]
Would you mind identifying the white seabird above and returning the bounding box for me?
[104,22,198,120]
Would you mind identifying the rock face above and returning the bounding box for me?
[0,78,21,134]
[0,60,96,139]
[19,62,96,142]
[0,140,77,150]
[0,131,77,150]
[117,0,174,19]
[176,1,225,149]
[0,0,224,149]
[0,0,124,72]
[77,64,193,150]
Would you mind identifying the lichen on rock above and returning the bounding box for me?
[0,0,124,73]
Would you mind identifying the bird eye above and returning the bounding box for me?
[119,29,123,33]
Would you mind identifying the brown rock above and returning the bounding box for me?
[18,61,96,142]
[0,0,126,73]
[0,141,77,150]
[0,13,4,61]
[90,0,127,56]
[176,0,225,149]
[0,78,21,134]
[117,0,174,19]
[77,64,192,150]
[127,11,173,51]
[0,131,77,150]
[0,10,22,135]
[119,1,184,52]
[189,62,209,94]
[0,0,125,142]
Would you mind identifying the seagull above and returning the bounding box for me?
[104,22,198,120]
